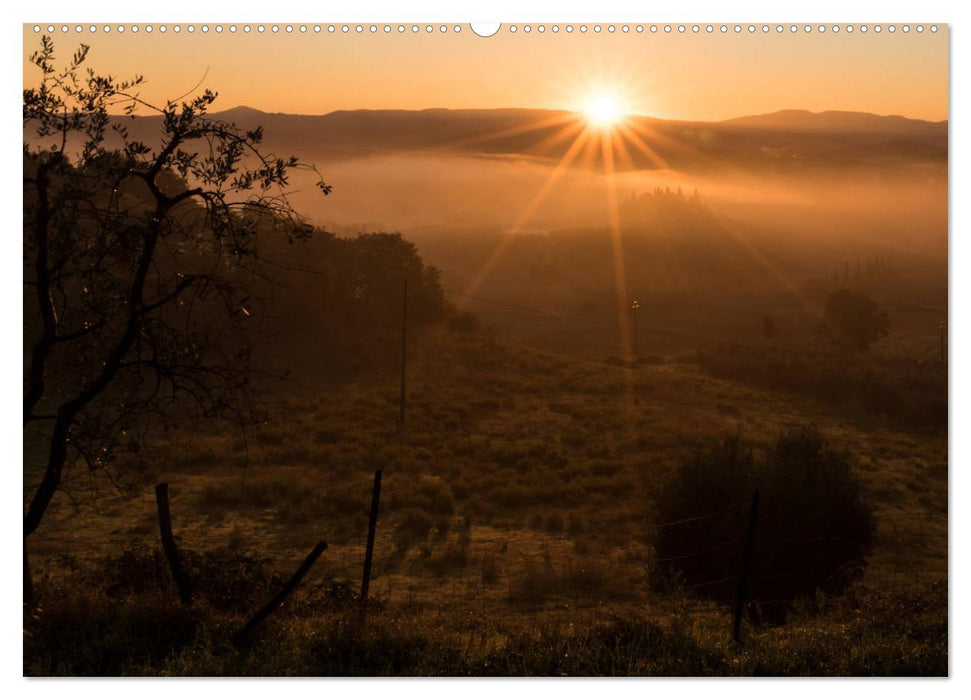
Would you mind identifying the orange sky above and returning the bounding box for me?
[22,25,948,122]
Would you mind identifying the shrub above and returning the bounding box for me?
[822,289,889,351]
[23,592,198,676]
[84,544,283,614]
[650,425,875,621]
[181,547,283,614]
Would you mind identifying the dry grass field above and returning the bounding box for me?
[24,325,947,675]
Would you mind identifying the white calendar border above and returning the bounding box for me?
[2,0,963,697]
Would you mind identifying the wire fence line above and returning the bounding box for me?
[647,490,946,603]
[74,497,946,553]
[442,287,731,349]
[655,517,945,556]
[444,288,566,319]
[44,480,945,624]
[654,538,744,564]
[651,500,749,530]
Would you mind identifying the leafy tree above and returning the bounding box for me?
[22,37,329,602]
[822,288,889,351]
[313,232,447,329]
[265,230,449,376]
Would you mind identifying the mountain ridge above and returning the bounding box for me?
[212,104,946,129]
[94,105,949,173]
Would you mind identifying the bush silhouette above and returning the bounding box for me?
[822,288,889,351]
[650,426,875,621]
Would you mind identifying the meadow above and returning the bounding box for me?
[24,320,947,675]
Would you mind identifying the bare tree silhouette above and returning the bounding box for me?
[22,37,329,602]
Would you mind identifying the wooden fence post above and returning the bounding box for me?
[155,482,192,606]
[359,469,383,625]
[732,488,759,643]
[233,540,328,647]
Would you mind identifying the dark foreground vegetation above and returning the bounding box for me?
[24,543,945,676]
[23,325,949,676]
[24,326,947,675]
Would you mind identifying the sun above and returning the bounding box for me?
[585,94,624,128]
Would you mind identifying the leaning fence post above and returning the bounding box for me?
[233,540,328,647]
[359,469,383,626]
[155,482,192,606]
[732,488,760,644]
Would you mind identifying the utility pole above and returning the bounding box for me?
[631,300,640,357]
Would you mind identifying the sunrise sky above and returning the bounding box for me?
[22,24,948,122]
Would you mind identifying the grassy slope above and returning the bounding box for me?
[25,327,947,675]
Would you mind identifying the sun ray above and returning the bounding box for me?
[614,122,671,171]
[598,126,641,437]
[609,120,637,172]
[461,128,593,300]
[434,111,580,152]
[622,118,724,172]
[599,127,632,360]
[527,118,589,157]
[507,129,592,235]
[709,212,826,322]
[578,128,606,171]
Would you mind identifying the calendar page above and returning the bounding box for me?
[22,20,947,678]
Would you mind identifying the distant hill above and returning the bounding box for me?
[100,106,948,174]
[719,109,947,140]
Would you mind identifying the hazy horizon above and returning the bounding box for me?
[23,24,948,122]
[203,104,950,124]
